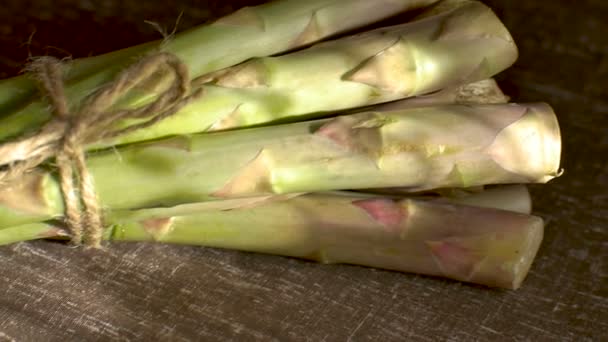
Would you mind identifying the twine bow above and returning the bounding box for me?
[0,52,203,247]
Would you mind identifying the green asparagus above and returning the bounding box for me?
[0,42,155,116]
[0,191,543,289]
[368,78,510,111]
[0,0,516,154]
[0,103,561,228]
[0,0,439,141]
[0,0,559,291]
[103,0,518,147]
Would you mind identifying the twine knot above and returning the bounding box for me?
[0,52,203,247]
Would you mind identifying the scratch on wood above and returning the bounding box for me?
[347,310,374,341]
[480,325,501,335]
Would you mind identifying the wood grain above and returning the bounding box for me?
[0,0,606,340]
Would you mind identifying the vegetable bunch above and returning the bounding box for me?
[0,0,561,289]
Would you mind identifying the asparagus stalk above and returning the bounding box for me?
[0,183,532,238]
[352,77,516,200]
[0,0,439,141]
[0,192,543,289]
[0,103,561,228]
[0,76,510,226]
[0,222,65,246]
[369,78,510,111]
[0,42,155,116]
[113,194,544,289]
[394,184,533,214]
[102,0,518,147]
[0,0,516,153]
[439,185,532,214]
[338,78,509,118]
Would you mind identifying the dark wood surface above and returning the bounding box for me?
[0,1,606,340]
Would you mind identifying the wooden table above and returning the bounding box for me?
[0,1,606,340]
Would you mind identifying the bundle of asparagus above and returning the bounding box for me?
[0,0,561,289]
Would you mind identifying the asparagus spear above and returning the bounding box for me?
[0,103,561,228]
[338,78,509,118]
[0,183,533,235]
[101,0,518,147]
[0,42,155,116]
[352,77,515,199]
[0,0,516,153]
[0,192,543,289]
[383,184,533,214]
[0,0,439,141]
[0,76,511,227]
[369,78,510,111]
[439,185,532,214]
[0,183,532,239]
[114,194,544,289]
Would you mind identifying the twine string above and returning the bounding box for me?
[0,52,203,247]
